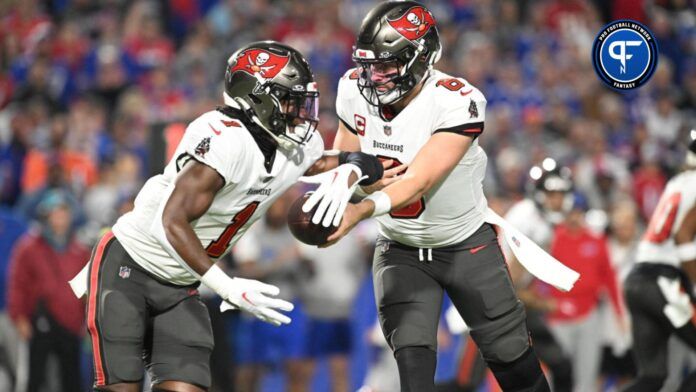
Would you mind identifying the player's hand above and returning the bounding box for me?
[299,163,368,227]
[320,201,372,247]
[360,160,408,195]
[221,277,294,326]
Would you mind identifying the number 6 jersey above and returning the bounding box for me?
[337,68,488,248]
[112,109,323,285]
[637,169,696,266]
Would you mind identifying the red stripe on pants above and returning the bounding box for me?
[87,231,114,386]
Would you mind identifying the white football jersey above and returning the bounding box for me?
[337,69,488,247]
[504,199,555,252]
[637,170,696,266]
[113,109,323,285]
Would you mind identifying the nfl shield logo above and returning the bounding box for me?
[384,125,392,136]
[119,266,131,279]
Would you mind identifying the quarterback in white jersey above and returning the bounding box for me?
[74,42,385,392]
[336,67,487,247]
[314,2,551,391]
[622,132,696,392]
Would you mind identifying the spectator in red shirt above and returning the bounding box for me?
[545,201,625,392]
[6,190,90,392]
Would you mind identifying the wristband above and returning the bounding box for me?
[338,151,350,165]
[677,242,696,262]
[365,191,392,217]
[342,152,383,185]
[200,264,232,298]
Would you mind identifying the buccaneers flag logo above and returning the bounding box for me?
[229,49,290,80]
[387,6,436,41]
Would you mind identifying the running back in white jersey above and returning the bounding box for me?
[113,109,323,285]
[637,170,696,266]
[336,68,488,247]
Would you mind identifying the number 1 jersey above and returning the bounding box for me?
[113,109,323,285]
[336,69,488,248]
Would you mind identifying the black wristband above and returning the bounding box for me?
[343,151,383,185]
[338,151,350,165]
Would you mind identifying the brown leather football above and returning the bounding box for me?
[287,193,337,246]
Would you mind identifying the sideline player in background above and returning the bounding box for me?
[312,2,550,391]
[499,159,574,392]
[621,132,696,392]
[72,41,385,392]
[452,159,574,391]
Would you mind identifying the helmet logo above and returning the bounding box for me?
[230,49,290,80]
[387,6,435,41]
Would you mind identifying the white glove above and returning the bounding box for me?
[201,265,294,326]
[299,163,368,227]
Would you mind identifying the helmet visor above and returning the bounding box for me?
[280,91,319,145]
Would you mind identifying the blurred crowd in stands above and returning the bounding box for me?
[0,0,694,391]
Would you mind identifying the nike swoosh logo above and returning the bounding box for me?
[469,244,487,254]
[242,292,255,306]
[209,123,221,135]
[460,89,473,96]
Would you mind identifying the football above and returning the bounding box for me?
[287,193,338,246]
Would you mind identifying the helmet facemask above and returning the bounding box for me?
[240,81,319,150]
[354,45,429,108]
[274,86,319,147]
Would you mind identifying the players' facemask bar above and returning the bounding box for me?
[224,82,319,150]
[277,88,319,146]
[353,45,432,107]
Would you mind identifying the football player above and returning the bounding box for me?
[505,160,574,392]
[309,2,550,391]
[621,132,696,392]
[452,159,575,391]
[72,41,386,392]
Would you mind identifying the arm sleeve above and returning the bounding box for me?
[7,238,37,322]
[433,88,487,137]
